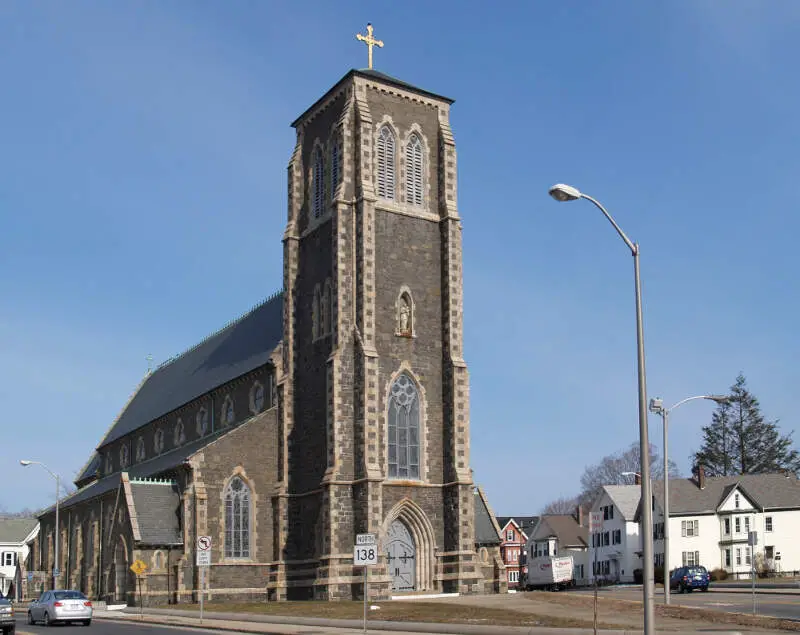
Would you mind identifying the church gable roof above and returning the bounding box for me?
[98,293,283,449]
[474,486,502,545]
[129,479,182,545]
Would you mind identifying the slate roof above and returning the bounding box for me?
[496,516,539,538]
[474,487,502,545]
[601,485,641,521]
[531,515,588,549]
[97,293,283,450]
[647,473,800,516]
[0,518,38,544]
[130,480,182,545]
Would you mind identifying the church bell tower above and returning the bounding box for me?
[272,25,479,600]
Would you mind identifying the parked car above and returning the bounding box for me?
[27,590,92,626]
[0,597,14,635]
[670,565,710,593]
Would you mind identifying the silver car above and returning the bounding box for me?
[27,590,92,626]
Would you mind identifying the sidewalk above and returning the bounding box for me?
[92,606,765,635]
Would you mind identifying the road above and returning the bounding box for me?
[577,586,800,622]
[15,618,215,635]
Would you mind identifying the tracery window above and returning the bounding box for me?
[119,444,130,468]
[224,477,251,558]
[405,133,423,206]
[154,428,165,454]
[312,146,324,218]
[222,396,235,426]
[387,373,421,479]
[251,382,265,413]
[377,126,395,200]
[196,408,209,436]
[135,437,146,462]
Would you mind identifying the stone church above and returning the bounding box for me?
[30,57,507,603]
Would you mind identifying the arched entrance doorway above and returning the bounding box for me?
[386,520,415,591]
[114,539,128,602]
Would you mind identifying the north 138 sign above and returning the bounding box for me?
[353,533,378,565]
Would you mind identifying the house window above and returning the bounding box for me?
[1,552,14,566]
[405,133,423,206]
[603,506,609,520]
[725,549,731,567]
[765,516,773,532]
[224,477,251,559]
[681,520,699,537]
[603,531,610,546]
[682,551,700,567]
[735,493,740,509]
[377,125,395,200]
[506,529,514,541]
[744,516,750,533]
[612,529,622,545]
[509,570,519,583]
[387,373,420,479]
[736,548,741,565]
[312,146,324,218]
[724,518,730,535]
[735,517,741,533]
[609,505,614,520]
[330,140,340,200]
[745,547,751,566]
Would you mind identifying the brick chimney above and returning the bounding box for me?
[575,505,584,526]
[693,464,706,490]
[634,473,641,486]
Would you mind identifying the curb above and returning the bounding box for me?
[94,610,751,635]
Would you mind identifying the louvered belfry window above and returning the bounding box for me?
[406,134,423,206]
[330,142,340,201]
[313,147,324,218]
[225,477,251,558]
[377,126,395,200]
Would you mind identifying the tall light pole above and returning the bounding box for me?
[21,460,60,589]
[548,183,655,635]
[648,394,731,605]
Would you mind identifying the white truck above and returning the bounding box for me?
[524,555,575,591]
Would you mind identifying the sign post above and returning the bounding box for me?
[748,531,758,615]
[129,559,149,619]
[589,512,603,635]
[197,536,212,622]
[354,533,377,634]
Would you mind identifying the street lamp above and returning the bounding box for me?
[20,460,60,589]
[548,183,655,635]
[648,394,731,605]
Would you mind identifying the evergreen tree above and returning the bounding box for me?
[691,373,800,476]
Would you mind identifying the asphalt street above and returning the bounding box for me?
[15,618,217,635]
[578,587,800,622]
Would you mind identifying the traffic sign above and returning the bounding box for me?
[353,544,378,566]
[27,572,33,581]
[196,550,211,566]
[748,531,758,546]
[53,568,60,577]
[130,559,148,576]
[356,533,376,546]
[198,535,212,551]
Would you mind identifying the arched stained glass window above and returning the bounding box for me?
[224,477,251,558]
[387,373,420,479]
[405,134,423,206]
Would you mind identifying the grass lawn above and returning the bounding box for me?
[180,599,621,629]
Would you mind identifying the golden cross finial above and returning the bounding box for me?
[356,23,383,70]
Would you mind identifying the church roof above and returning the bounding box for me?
[474,486,502,545]
[96,292,283,451]
[291,69,454,129]
[129,480,182,545]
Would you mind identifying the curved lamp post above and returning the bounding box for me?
[648,394,731,605]
[21,460,60,589]
[548,183,655,635]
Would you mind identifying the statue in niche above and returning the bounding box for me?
[398,294,412,336]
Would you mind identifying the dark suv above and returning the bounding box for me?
[0,597,15,635]
[670,565,710,593]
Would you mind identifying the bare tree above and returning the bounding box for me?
[540,496,579,515]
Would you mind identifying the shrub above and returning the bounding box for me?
[710,568,728,581]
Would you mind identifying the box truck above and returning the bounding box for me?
[525,555,575,591]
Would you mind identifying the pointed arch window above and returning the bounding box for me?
[222,396,235,426]
[312,146,324,218]
[330,140,340,201]
[119,443,130,468]
[224,477,251,559]
[405,134,423,206]
[174,418,185,446]
[377,126,395,200]
[135,437,146,462]
[388,373,421,479]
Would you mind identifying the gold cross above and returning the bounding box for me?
[356,23,383,70]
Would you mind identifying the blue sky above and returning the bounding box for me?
[1,1,798,516]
